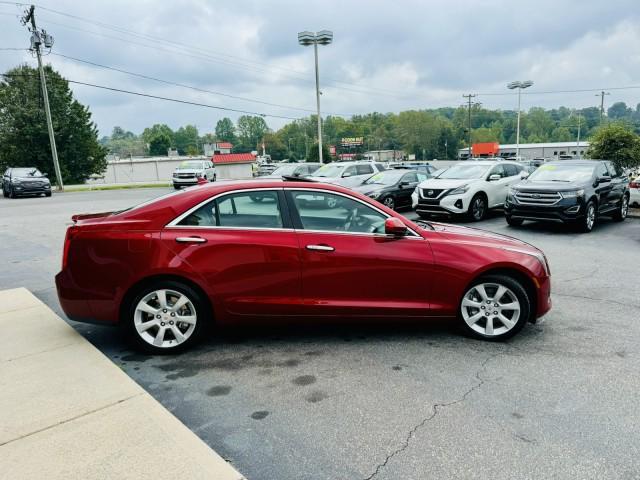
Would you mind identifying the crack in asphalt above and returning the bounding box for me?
[554,292,640,309]
[362,352,503,480]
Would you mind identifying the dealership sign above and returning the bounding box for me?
[341,137,364,147]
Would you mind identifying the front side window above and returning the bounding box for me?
[178,190,283,229]
[402,172,419,183]
[489,164,506,178]
[290,190,386,234]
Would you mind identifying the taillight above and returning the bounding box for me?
[62,226,77,270]
[630,181,639,189]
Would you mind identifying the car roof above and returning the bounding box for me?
[545,160,599,165]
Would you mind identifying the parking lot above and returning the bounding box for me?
[2,188,640,479]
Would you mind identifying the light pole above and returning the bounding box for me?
[507,80,533,160]
[298,30,333,164]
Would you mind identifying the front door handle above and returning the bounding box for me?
[176,236,207,244]
[306,244,334,252]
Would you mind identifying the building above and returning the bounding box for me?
[363,150,406,162]
[458,141,590,161]
[204,142,233,156]
[212,152,256,179]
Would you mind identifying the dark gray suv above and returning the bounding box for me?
[2,167,52,198]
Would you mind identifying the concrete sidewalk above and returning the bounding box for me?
[0,288,245,480]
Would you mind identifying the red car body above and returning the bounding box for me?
[56,180,551,331]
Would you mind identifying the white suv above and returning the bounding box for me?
[308,161,386,187]
[172,160,216,189]
[413,160,525,221]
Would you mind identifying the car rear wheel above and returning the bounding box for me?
[505,215,523,227]
[578,201,597,233]
[459,274,530,341]
[126,281,207,354]
[250,194,264,202]
[468,194,487,221]
[382,196,395,210]
[612,195,629,222]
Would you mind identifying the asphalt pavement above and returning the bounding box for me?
[1,188,639,479]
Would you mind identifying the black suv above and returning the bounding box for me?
[2,167,52,198]
[352,168,430,210]
[505,160,629,232]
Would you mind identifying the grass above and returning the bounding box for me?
[64,182,171,192]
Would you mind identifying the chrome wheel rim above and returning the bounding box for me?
[134,289,197,348]
[383,197,395,209]
[461,282,521,336]
[586,205,595,230]
[621,197,628,218]
[472,198,485,220]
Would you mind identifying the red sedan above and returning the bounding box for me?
[56,180,551,353]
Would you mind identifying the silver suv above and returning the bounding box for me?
[172,160,216,189]
[308,161,386,187]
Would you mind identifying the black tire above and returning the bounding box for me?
[459,274,531,341]
[124,280,208,354]
[505,215,524,227]
[8,186,14,198]
[250,194,264,203]
[213,174,217,182]
[612,195,629,222]
[173,184,181,190]
[45,191,52,197]
[578,200,597,233]
[381,196,395,210]
[468,193,487,221]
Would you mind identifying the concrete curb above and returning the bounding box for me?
[0,288,245,480]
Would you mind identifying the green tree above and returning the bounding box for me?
[262,132,287,160]
[586,122,640,169]
[148,132,172,156]
[236,115,269,151]
[307,143,331,163]
[142,124,174,147]
[0,64,106,184]
[215,117,235,143]
[174,124,199,155]
[607,102,632,121]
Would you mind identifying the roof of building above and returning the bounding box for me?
[212,153,255,165]
[216,142,233,149]
[460,141,590,151]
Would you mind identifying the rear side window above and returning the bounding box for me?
[356,164,374,175]
[375,163,385,172]
[595,163,609,178]
[606,162,620,177]
[178,190,283,229]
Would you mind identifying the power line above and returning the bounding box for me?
[477,86,640,96]
[50,52,354,116]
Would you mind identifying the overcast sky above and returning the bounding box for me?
[1,0,639,136]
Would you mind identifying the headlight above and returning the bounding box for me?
[172,172,178,178]
[448,184,469,196]
[560,189,584,198]
[501,247,550,276]
[12,178,22,184]
[368,192,381,199]
[508,186,518,195]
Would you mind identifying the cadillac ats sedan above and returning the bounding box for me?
[56,180,551,354]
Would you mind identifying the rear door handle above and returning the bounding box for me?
[176,236,207,244]
[306,244,334,252]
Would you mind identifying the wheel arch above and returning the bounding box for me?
[464,266,538,322]
[119,273,215,324]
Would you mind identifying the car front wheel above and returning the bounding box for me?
[578,201,597,232]
[468,194,487,221]
[381,196,395,210]
[126,281,207,354]
[505,215,523,227]
[459,274,530,341]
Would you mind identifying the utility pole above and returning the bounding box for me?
[596,91,610,125]
[22,5,63,191]
[462,94,477,159]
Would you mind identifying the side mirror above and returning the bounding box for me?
[43,172,48,177]
[520,171,529,179]
[384,217,408,236]
[342,172,352,178]
[399,181,410,188]
[488,174,501,181]
[598,175,611,184]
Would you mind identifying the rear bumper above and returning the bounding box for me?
[55,270,119,325]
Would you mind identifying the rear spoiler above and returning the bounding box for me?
[71,212,114,223]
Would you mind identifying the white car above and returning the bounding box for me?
[308,161,386,187]
[413,161,526,221]
[172,160,216,189]
[630,176,640,207]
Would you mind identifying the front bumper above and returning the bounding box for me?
[173,177,199,186]
[416,193,468,216]
[11,184,51,195]
[504,196,585,223]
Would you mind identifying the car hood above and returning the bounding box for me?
[352,184,387,195]
[417,178,480,190]
[512,180,586,192]
[174,168,203,174]
[427,221,540,252]
[13,175,49,182]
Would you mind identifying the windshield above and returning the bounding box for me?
[313,164,345,177]
[528,164,594,183]
[269,164,299,176]
[177,161,204,170]
[13,168,43,177]
[363,170,405,185]
[438,164,489,180]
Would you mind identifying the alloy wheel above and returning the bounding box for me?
[461,282,521,337]
[621,196,628,219]
[383,197,395,210]
[586,204,595,230]
[472,197,486,221]
[326,197,338,208]
[133,289,197,349]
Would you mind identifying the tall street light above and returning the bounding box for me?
[507,80,533,160]
[298,30,333,164]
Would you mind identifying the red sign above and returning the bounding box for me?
[472,142,499,156]
[329,145,336,155]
